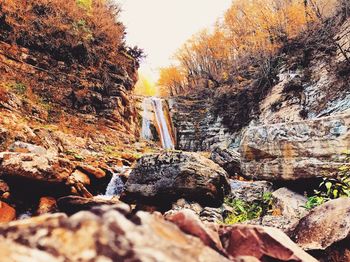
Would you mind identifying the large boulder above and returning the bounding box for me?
[0,152,73,183]
[219,224,317,261]
[122,152,231,207]
[292,198,350,251]
[241,113,350,181]
[0,206,230,262]
[210,147,242,177]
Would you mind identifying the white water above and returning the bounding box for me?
[141,99,153,140]
[152,98,175,150]
[104,167,130,196]
[141,97,175,150]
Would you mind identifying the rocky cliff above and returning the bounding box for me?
[171,18,350,152]
[0,0,142,154]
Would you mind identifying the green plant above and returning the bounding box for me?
[224,192,273,224]
[303,195,326,210]
[304,150,350,210]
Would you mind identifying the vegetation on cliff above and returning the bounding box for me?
[158,0,349,96]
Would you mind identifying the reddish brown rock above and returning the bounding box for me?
[36,197,57,215]
[77,164,106,179]
[292,198,350,251]
[0,201,16,223]
[220,224,317,261]
[165,209,226,255]
[70,169,91,185]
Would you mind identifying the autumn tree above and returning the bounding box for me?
[159,0,343,95]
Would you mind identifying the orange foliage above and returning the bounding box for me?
[159,0,341,95]
[0,0,131,69]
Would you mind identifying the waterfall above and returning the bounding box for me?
[104,169,129,196]
[152,98,175,150]
[140,97,175,150]
[141,98,153,140]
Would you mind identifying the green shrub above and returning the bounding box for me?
[224,192,273,224]
[304,150,350,210]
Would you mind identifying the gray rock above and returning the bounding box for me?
[122,151,231,207]
[210,147,242,177]
[272,188,308,220]
[241,112,350,181]
[9,141,47,155]
[230,180,273,202]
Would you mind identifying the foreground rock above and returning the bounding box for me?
[0,205,230,262]
[0,152,73,183]
[122,152,231,207]
[165,209,226,255]
[292,198,350,251]
[210,147,242,177]
[241,112,350,181]
[220,224,317,261]
[0,236,61,262]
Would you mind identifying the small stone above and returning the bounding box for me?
[36,197,57,215]
[0,201,16,223]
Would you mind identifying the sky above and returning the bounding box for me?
[116,0,232,82]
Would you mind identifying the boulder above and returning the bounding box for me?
[241,113,350,181]
[36,197,57,215]
[165,209,226,255]
[0,206,230,262]
[230,180,273,202]
[70,169,91,185]
[57,195,122,215]
[210,147,242,177]
[0,152,73,183]
[272,188,308,221]
[219,224,317,261]
[244,189,308,233]
[0,201,16,223]
[77,164,106,179]
[292,198,350,251]
[122,152,231,207]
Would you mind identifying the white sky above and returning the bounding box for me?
[117,0,232,81]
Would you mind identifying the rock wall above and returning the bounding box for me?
[240,112,350,181]
[169,95,236,151]
[170,19,350,152]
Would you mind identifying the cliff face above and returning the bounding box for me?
[0,0,141,153]
[171,18,350,152]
